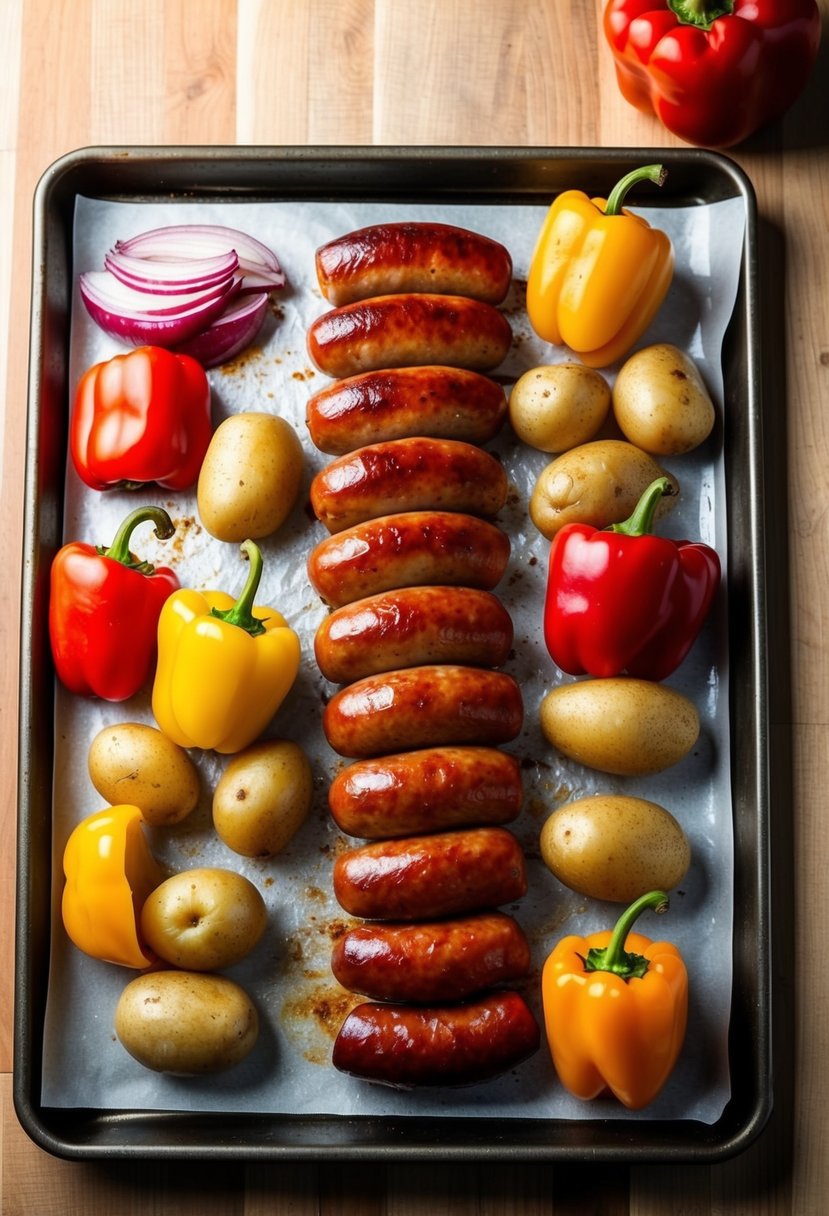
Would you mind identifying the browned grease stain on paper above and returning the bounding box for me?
[277,911,361,1064]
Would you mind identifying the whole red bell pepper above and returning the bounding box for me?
[70,345,212,491]
[49,505,180,700]
[603,0,821,148]
[544,477,721,681]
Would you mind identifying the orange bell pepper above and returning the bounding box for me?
[61,804,163,969]
[541,890,687,1109]
[526,164,674,367]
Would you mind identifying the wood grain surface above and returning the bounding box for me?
[2,1,827,1211]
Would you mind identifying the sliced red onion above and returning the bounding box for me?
[115,224,286,290]
[81,223,284,364]
[235,267,288,295]
[104,247,238,295]
[79,272,241,347]
[80,270,241,319]
[173,292,270,368]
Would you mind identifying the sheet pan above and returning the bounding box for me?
[15,146,769,1162]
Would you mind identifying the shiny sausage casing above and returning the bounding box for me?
[332,826,527,920]
[306,365,508,455]
[307,293,513,379]
[307,511,511,608]
[323,664,524,758]
[328,745,523,839]
[310,436,508,534]
[315,585,514,684]
[315,222,513,306]
[332,991,540,1088]
[331,912,531,1003]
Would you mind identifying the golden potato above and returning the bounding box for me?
[197,411,304,541]
[540,679,699,776]
[612,344,715,456]
[508,363,610,452]
[212,739,313,858]
[140,867,267,971]
[115,971,259,1075]
[87,722,199,826]
[529,439,678,539]
[539,794,691,903]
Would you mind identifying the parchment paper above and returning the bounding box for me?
[41,191,746,1124]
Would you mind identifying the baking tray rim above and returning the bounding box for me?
[14,143,771,1163]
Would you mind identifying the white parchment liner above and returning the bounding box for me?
[40,193,746,1124]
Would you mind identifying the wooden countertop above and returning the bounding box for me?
[2,1,827,1210]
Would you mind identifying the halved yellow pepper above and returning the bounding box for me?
[526,164,674,368]
[62,804,163,968]
[152,540,301,754]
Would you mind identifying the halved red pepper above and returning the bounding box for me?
[70,344,212,491]
[603,0,821,149]
[544,477,720,680]
[49,505,180,700]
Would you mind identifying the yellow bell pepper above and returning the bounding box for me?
[152,539,301,754]
[62,804,163,968]
[526,164,674,368]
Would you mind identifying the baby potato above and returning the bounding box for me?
[612,344,715,456]
[115,970,259,1075]
[140,867,267,971]
[508,363,610,452]
[197,411,304,541]
[529,439,678,539]
[540,679,700,776]
[540,794,691,903]
[212,739,313,858]
[87,722,199,826]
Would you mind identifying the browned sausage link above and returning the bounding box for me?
[306,294,513,379]
[323,664,524,758]
[333,827,527,920]
[315,586,514,685]
[328,745,523,839]
[306,365,508,455]
[315,222,513,306]
[307,511,511,608]
[310,437,508,534]
[331,991,540,1087]
[331,912,532,1003]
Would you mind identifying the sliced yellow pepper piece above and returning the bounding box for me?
[526,164,674,368]
[61,804,163,968]
[152,540,301,754]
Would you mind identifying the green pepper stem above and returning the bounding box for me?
[211,539,267,637]
[667,0,733,30]
[608,477,673,537]
[583,890,670,981]
[100,505,175,574]
[605,164,668,217]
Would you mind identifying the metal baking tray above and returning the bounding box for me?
[15,145,770,1162]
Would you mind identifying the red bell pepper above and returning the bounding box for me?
[49,505,180,701]
[544,477,721,681]
[603,0,821,148]
[70,345,212,491]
